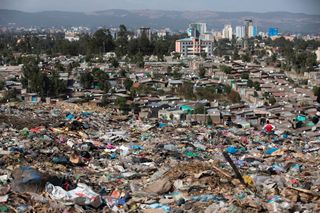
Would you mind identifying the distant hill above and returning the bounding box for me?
[0,9,319,33]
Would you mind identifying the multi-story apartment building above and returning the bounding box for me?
[222,25,233,40]
[235,26,246,39]
[175,37,213,57]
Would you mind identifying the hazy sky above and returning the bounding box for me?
[0,0,319,14]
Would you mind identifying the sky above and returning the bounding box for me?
[0,0,319,15]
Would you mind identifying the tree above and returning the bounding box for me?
[138,32,153,55]
[119,69,127,77]
[80,72,94,89]
[241,53,251,62]
[0,80,4,90]
[115,96,129,112]
[241,73,249,79]
[21,58,45,96]
[177,82,195,100]
[220,65,233,74]
[313,86,320,103]
[269,96,276,105]
[253,81,261,91]
[124,78,133,91]
[247,79,254,87]
[108,57,119,68]
[47,71,67,97]
[229,90,241,103]
[198,65,206,78]
[92,28,115,54]
[92,68,110,92]
[115,25,129,57]
[194,104,205,114]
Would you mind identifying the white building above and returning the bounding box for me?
[222,25,233,40]
[316,47,320,63]
[235,26,245,39]
[64,32,80,42]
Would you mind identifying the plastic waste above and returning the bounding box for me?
[265,148,279,155]
[147,203,171,213]
[45,182,102,207]
[225,146,238,154]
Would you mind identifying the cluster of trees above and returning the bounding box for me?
[267,37,319,73]
[177,82,241,103]
[0,26,186,66]
[21,57,67,97]
[79,68,110,92]
[213,36,319,73]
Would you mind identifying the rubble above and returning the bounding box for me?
[0,102,320,212]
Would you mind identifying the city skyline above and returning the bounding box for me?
[0,0,319,15]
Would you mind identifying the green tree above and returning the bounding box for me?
[198,65,206,78]
[269,96,276,105]
[108,57,119,68]
[115,96,129,112]
[241,53,251,62]
[92,68,110,92]
[241,73,249,79]
[253,81,261,91]
[80,72,94,89]
[115,25,129,57]
[124,78,133,91]
[194,104,205,114]
[0,80,4,90]
[220,65,233,74]
[92,28,115,54]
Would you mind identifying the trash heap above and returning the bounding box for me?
[1,103,320,212]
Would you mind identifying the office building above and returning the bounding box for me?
[235,26,245,39]
[222,25,233,40]
[137,27,152,40]
[189,23,207,35]
[175,37,213,57]
[248,25,257,37]
[268,27,279,37]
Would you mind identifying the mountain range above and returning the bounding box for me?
[0,9,319,33]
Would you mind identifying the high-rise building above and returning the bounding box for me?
[189,23,207,35]
[137,27,152,40]
[244,19,253,38]
[248,25,257,37]
[268,27,279,37]
[235,26,245,39]
[222,25,233,40]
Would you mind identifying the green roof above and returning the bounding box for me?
[177,38,193,42]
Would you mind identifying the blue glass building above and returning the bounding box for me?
[268,28,279,37]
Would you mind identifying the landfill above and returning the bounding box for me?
[1,102,320,212]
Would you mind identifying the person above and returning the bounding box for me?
[263,120,275,134]
[311,112,320,125]
[225,116,233,127]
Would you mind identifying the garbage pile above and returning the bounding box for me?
[1,103,320,212]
